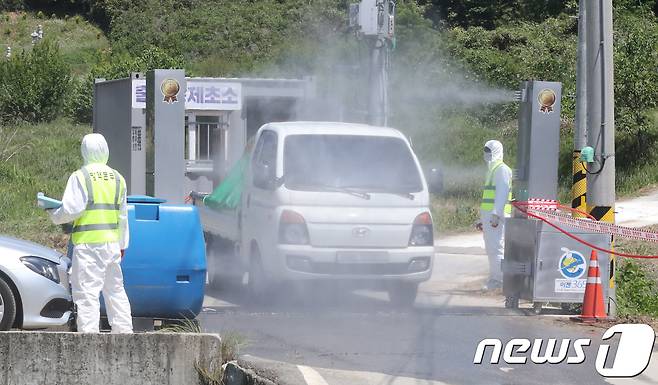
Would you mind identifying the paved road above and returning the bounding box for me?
[616,189,658,228]
[199,248,657,385]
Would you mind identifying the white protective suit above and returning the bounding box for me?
[481,140,512,284]
[50,134,133,333]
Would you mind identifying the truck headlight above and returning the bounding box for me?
[21,256,60,284]
[409,212,434,246]
[279,210,310,245]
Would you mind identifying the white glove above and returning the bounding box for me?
[490,214,500,228]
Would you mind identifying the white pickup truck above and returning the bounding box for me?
[195,121,439,305]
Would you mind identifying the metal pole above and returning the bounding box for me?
[572,0,588,217]
[586,0,616,316]
[382,42,389,127]
[367,37,385,126]
[575,0,587,150]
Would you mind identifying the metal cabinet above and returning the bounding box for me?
[503,218,610,313]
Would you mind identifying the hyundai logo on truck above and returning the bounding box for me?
[352,227,371,238]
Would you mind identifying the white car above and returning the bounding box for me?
[0,235,72,330]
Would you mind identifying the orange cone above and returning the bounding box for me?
[579,250,607,321]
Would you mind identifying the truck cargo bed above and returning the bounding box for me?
[196,202,240,242]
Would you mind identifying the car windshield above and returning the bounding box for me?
[283,134,423,193]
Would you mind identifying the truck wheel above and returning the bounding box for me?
[247,247,271,304]
[387,282,418,307]
[0,276,17,331]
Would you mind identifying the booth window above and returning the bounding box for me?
[185,115,223,162]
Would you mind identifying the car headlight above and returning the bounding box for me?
[279,210,310,245]
[20,256,60,284]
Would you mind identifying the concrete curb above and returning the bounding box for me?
[0,331,221,385]
[223,361,278,385]
[222,355,307,385]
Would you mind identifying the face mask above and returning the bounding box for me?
[484,151,493,162]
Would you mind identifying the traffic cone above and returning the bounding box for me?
[579,250,607,321]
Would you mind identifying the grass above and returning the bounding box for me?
[1,11,109,75]
[158,317,202,333]
[195,331,248,385]
[614,226,658,318]
[430,164,483,234]
[616,160,658,197]
[0,118,89,250]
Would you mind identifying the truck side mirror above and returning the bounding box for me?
[427,167,443,195]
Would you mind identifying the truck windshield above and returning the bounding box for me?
[283,135,423,193]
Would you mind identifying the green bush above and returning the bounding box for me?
[0,39,71,123]
[66,45,185,123]
[66,76,93,123]
[617,261,658,317]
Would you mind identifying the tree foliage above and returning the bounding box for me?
[438,7,658,169]
[4,0,658,170]
[103,0,346,76]
[418,0,575,29]
[0,0,24,11]
[613,11,658,167]
[67,46,185,123]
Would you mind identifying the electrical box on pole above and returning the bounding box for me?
[352,0,395,39]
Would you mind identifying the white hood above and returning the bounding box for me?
[484,140,504,164]
[81,133,109,165]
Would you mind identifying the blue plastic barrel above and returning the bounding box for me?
[105,195,207,319]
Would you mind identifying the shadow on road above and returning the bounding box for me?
[203,279,578,318]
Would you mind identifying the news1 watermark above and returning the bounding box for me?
[473,324,656,378]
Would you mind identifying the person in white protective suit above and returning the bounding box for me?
[49,133,133,333]
[476,140,512,291]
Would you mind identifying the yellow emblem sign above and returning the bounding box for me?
[538,89,556,114]
[160,78,180,104]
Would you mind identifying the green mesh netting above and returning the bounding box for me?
[203,154,249,210]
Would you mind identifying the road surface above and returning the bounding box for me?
[616,189,658,227]
[199,247,656,385]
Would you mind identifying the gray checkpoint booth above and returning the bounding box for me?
[503,80,611,313]
[92,70,316,204]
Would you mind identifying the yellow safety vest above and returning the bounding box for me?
[481,161,512,215]
[71,164,125,245]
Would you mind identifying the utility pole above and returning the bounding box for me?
[586,0,616,316]
[572,0,588,217]
[351,0,394,127]
[367,37,387,126]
